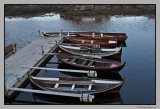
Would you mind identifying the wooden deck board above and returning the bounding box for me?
[5,36,62,89]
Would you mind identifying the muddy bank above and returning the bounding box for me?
[5,5,155,17]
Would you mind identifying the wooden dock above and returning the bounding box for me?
[5,35,63,99]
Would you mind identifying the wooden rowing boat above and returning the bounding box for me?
[29,76,125,94]
[5,43,17,59]
[58,43,122,59]
[56,52,126,71]
[65,37,117,47]
[42,31,127,41]
[75,32,127,41]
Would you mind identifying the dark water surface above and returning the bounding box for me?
[5,13,155,104]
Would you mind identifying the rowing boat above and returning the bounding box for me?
[42,31,127,41]
[65,37,117,47]
[56,52,125,71]
[29,76,125,94]
[75,32,127,41]
[58,43,122,59]
[5,43,17,59]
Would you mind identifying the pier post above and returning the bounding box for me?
[41,46,44,56]
[38,29,41,37]
[59,29,62,36]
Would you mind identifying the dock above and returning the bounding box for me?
[5,32,95,103]
[5,34,63,99]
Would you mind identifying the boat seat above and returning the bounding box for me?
[52,80,94,85]
[69,58,76,63]
[71,84,75,90]
[88,85,92,90]
[80,60,87,66]
[54,84,59,88]
[87,61,93,67]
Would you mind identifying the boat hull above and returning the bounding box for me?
[65,37,117,47]
[5,43,17,59]
[59,44,122,59]
[56,52,126,72]
[76,32,127,42]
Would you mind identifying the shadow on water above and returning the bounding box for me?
[29,92,123,104]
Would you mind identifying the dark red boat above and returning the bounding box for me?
[65,37,117,47]
[75,32,127,41]
[5,43,17,59]
[56,52,126,72]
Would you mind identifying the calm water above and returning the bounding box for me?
[5,13,155,104]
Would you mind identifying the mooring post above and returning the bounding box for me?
[41,46,44,56]
[12,44,16,54]
[38,29,41,37]
[59,29,62,36]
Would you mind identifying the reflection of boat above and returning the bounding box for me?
[75,32,127,41]
[29,76,125,94]
[32,92,123,104]
[65,37,117,47]
[56,52,125,72]
[59,43,122,59]
[5,43,17,59]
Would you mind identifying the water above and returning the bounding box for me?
[5,13,155,104]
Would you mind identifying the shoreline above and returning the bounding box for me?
[5,5,155,17]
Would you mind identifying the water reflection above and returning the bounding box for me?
[60,14,111,24]
[30,92,123,104]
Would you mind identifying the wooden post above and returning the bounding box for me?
[12,44,16,54]
[38,29,41,37]
[59,29,62,36]
[41,46,44,56]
